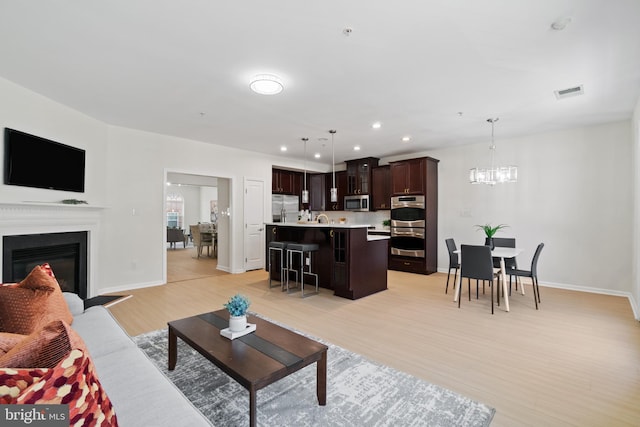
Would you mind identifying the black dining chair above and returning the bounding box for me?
[458,245,499,314]
[509,243,544,309]
[445,238,460,294]
[491,237,519,294]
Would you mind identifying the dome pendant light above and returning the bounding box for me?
[302,137,309,204]
[329,130,338,203]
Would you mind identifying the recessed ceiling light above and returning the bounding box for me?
[402,136,411,142]
[314,153,321,159]
[250,74,284,95]
[372,122,382,129]
[280,146,287,152]
[354,146,361,151]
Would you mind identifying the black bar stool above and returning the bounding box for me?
[286,243,319,297]
[268,241,293,289]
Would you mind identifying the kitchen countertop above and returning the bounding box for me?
[265,222,389,240]
[265,222,371,229]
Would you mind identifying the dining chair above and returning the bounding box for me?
[445,238,460,294]
[491,237,519,293]
[458,245,499,314]
[509,243,544,309]
[189,225,212,258]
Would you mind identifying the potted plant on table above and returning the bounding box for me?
[224,294,251,332]
[474,223,508,249]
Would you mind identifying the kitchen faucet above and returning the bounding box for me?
[316,213,329,224]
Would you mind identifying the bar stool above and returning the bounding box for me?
[268,241,293,289]
[286,243,319,297]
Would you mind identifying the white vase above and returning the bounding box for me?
[228,315,247,332]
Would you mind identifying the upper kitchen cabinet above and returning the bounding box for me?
[308,173,326,211]
[272,169,302,195]
[371,165,391,210]
[326,171,348,211]
[346,157,379,195]
[390,157,438,195]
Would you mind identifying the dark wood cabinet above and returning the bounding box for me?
[325,171,347,211]
[371,165,391,210]
[331,228,349,292]
[388,156,439,275]
[390,158,428,195]
[308,173,326,211]
[346,157,378,195]
[265,225,387,299]
[272,169,302,195]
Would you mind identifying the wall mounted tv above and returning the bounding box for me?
[4,128,85,193]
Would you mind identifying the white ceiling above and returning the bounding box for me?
[1,0,639,166]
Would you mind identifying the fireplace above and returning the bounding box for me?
[2,231,88,299]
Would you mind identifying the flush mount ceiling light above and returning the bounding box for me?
[469,118,518,185]
[249,74,284,95]
[372,122,381,129]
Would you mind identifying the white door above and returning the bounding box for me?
[244,178,265,270]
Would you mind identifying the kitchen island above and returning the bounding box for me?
[265,223,389,300]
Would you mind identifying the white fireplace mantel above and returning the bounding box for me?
[0,202,106,297]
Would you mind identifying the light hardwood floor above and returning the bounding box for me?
[107,248,640,427]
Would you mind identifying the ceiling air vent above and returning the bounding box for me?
[554,85,584,100]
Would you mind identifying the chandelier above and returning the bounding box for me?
[469,118,517,185]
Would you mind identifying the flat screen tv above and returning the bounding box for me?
[4,128,85,193]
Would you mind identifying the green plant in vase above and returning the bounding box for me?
[474,223,508,249]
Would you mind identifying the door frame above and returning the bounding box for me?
[162,169,234,283]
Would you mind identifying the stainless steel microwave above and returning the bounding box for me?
[344,194,370,211]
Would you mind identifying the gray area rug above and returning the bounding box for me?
[134,319,495,427]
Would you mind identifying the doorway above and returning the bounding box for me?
[164,172,231,282]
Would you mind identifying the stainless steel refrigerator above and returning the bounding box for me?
[272,195,299,223]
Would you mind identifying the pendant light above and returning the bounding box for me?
[469,118,518,185]
[329,130,338,202]
[301,137,309,204]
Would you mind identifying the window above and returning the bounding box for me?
[166,193,184,229]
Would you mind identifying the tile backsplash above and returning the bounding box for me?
[315,210,390,229]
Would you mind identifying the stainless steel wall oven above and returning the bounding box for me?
[390,195,426,257]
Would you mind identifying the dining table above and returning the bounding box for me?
[453,246,523,312]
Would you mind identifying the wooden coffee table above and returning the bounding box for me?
[168,310,328,427]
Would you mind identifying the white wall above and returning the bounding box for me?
[385,121,633,297]
[0,76,637,316]
[632,97,640,319]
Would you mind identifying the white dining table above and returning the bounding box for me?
[453,247,523,312]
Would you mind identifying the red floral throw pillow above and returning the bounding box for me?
[8,349,119,426]
[0,264,73,334]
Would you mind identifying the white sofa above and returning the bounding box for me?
[63,293,211,426]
